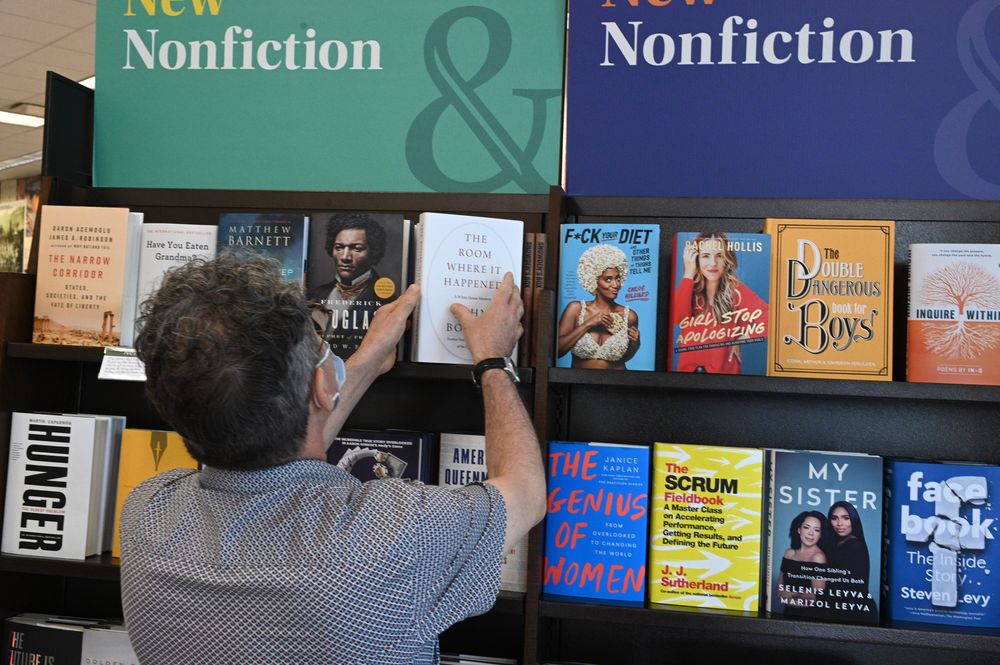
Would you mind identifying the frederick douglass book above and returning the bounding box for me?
[305,212,410,358]
[765,449,883,624]
[557,224,659,371]
[111,428,199,558]
[217,212,309,288]
[0,199,25,273]
[131,223,218,342]
[648,443,763,612]
[886,459,1000,629]
[907,244,1000,386]
[438,432,528,593]
[1,413,105,559]
[328,429,437,484]
[543,441,649,604]
[765,218,894,380]
[412,213,524,364]
[32,205,143,347]
[669,232,770,375]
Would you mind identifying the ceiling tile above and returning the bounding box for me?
[0,11,76,43]
[2,59,86,86]
[0,71,43,96]
[0,34,39,59]
[0,0,96,29]
[23,44,93,71]
[54,25,96,55]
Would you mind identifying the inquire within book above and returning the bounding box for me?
[885,459,999,629]
[765,218,895,380]
[305,212,410,358]
[765,449,883,624]
[907,244,1000,386]
[412,212,523,364]
[669,231,770,375]
[543,441,649,605]
[438,432,528,593]
[557,223,659,371]
[32,205,144,347]
[217,212,309,288]
[648,443,763,612]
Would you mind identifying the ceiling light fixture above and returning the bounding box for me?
[0,111,44,128]
[79,76,95,89]
[0,150,43,172]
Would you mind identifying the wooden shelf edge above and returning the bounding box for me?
[0,553,120,581]
[538,599,1000,653]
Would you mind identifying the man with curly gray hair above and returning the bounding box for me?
[121,252,544,665]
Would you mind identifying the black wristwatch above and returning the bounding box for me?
[471,356,520,387]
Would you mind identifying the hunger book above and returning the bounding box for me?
[412,213,523,364]
[765,218,894,380]
[648,443,763,612]
[669,231,770,375]
[907,244,1000,385]
[217,212,309,288]
[557,224,659,371]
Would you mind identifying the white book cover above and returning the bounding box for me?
[77,413,127,553]
[438,433,528,593]
[2,413,102,559]
[413,213,524,364]
[117,212,146,347]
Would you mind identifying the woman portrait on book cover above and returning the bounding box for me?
[824,500,878,619]
[776,510,831,618]
[672,231,768,374]
[557,244,640,370]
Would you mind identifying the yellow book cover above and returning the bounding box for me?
[765,218,895,380]
[111,429,198,558]
[648,443,763,612]
[32,205,134,346]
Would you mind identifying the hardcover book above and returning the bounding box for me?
[0,199,25,273]
[217,212,309,288]
[132,223,218,342]
[557,224,659,371]
[328,429,437,484]
[1,413,105,560]
[111,428,199,558]
[764,218,895,380]
[305,212,410,358]
[3,614,139,665]
[907,244,1000,386]
[544,441,650,604]
[886,459,1000,629]
[765,449,883,624]
[648,443,763,612]
[669,232,770,375]
[438,432,528,593]
[412,213,523,364]
[32,205,143,347]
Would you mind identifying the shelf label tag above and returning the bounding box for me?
[98,347,147,382]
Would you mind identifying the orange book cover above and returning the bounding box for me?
[32,205,134,346]
[765,219,894,380]
[111,429,199,558]
[907,244,1000,385]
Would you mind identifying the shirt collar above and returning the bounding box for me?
[199,459,357,493]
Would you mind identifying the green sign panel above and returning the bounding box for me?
[95,1,564,193]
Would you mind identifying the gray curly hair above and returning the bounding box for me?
[577,244,629,294]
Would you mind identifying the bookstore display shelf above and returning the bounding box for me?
[538,599,1000,654]
[0,553,119,581]
[548,367,1000,404]
[4,344,535,384]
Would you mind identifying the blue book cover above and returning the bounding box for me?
[557,224,659,371]
[217,212,309,288]
[543,441,650,605]
[766,449,883,624]
[669,232,770,375]
[886,459,1000,629]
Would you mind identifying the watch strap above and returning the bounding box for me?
[471,357,519,387]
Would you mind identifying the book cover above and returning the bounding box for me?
[557,224,659,371]
[78,413,127,554]
[438,432,528,593]
[32,205,140,347]
[328,429,437,485]
[305,212,410,358]
[907,244,1000,386]
[134,222,218,327]
[544,441,649,604]
[765,218,895,380]
[3,615,84,665]
[413,213,523,364]
[886,459,1000,629]
[648,443,763,612]
[668,232,770,375]
[217,212,309,288]
[111,428,199,558]
[0,199,25,273]
[1,413,103,560]
[766,449,883,624]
